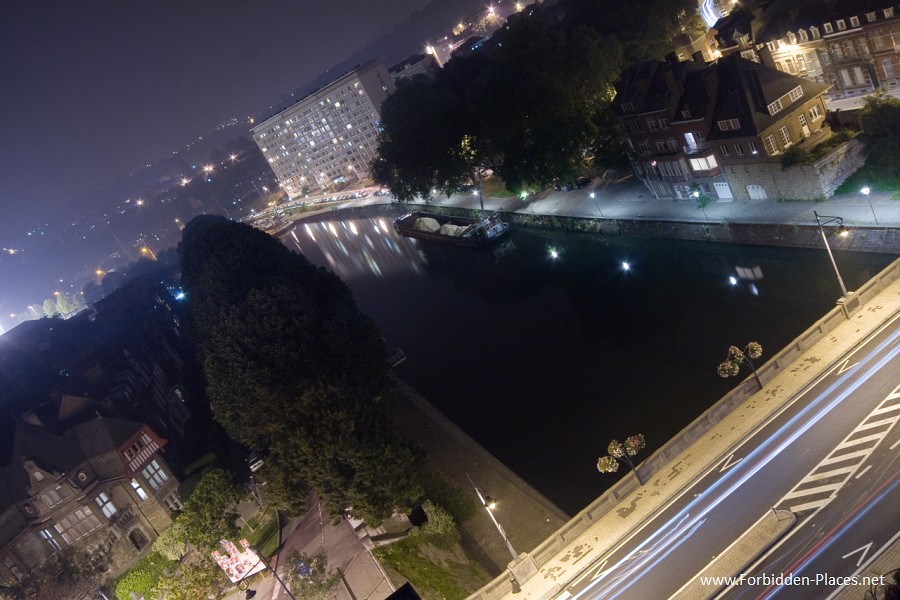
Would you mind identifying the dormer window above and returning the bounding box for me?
[886,8,894,18]
[681,106,692,118]
[811,26,821,39]
[836,19,846,31]
[787,32,797,44]
[867,12,877,22]
[824,23,833,34]
[850,16,860,27]
[34,471,44,481]
[767,99,784,115]
[799,30,809,42]
[718,118,741,130]
[788,85,804,102]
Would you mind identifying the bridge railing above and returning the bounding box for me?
[468,258,900,600]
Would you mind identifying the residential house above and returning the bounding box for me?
[714,0,900,100]
[613,52,836,200]
[0,415,180,586]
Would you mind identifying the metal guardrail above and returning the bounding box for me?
[469,257,900,600]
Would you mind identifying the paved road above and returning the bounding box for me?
[551,313,900,599]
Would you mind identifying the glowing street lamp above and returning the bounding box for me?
[140,246,158,261]
[813,211,850,298]
[861,186,879,225]
[467,474,517,560]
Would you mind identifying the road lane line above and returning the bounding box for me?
[802,465,857,482]
[783,481,843,500]
[855,464,873,479]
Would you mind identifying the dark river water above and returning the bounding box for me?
[281,213,894,515]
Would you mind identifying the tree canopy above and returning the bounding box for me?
[179,216,422,522]
[372,10,624,198]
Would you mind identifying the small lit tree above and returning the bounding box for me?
[717,342,763,389]
[597,434,646,485]
[284,551,340,600]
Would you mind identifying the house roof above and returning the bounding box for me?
[709,53,829,138]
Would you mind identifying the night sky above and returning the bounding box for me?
[0,0,482,243]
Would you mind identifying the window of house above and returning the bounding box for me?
[656,140,668,152]
[799,113,808,130]
[681,106,692,118]
[767,41,778,52]
[767,99,783,115]
[626,120,641,134]
[131,479,149,501]
[850,16,860,27]
[884,59,896,78]
[40,486,68,509]
[734,143,745,156]
[764,135,779,155]
[824,23,833,34]
[788,86,804,102]
[797,55,807,70]
[94,492,117,519]
[837,19,846,31]
[867,11,877,22]
[54,507,102,545]
[667,138,679,152]
[778,126,793,147]
[799,29,809,42]
[163,492,183,512]
[39,529,61,551]
[646,118,658,131]
[718,118,741,130]
[658,117,669,128]
[4,557,24,580]
[811,26,820,39]
[886,8,894,18]
[689,155,718,171]
[787,32,797,44]
[748,141,759,154]
[721,145,730,157]
[820,50,832,65]
[784,58,796,73]
[141,458,169,490]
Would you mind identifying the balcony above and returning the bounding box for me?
[683,141,711,155]
[111,505,134,531]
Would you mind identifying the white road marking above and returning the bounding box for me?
[841,542,874,567]
[855,465,873,479]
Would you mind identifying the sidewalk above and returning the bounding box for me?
[353,175,900,232]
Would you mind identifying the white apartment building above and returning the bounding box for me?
[251,61,396,197]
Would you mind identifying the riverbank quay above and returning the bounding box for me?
[465,257,900,600]
[327,175,900,254]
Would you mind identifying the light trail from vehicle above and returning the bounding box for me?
[567,328,900,599]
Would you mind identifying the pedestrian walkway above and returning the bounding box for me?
[406,176,900,230]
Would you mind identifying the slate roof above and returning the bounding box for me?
[708,53,829,139]
[1,416,142,509]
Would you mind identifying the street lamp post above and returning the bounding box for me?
[467,474,518,561]
[246,546,297,600]
[861,186,879,225]
[813,211,850,298]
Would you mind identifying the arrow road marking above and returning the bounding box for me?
[842,542,874,567]
[836,359,860,374]
[719,453,743,472]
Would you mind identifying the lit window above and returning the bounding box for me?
[810,104,822,120]
[788,86,804,102]
[799,30,808,42]
[94,492,117,518]
[767,99,783,115]
[764,135,779,155]
[748,141,759,154]
[131,479,149,501]
[141,458,169,490]
[867,12,877,22]
[40,529,61,551]
[689,155,718,171]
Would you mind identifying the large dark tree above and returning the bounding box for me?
[179,216,422,522]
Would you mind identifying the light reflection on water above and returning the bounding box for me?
[282,213,894,514]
